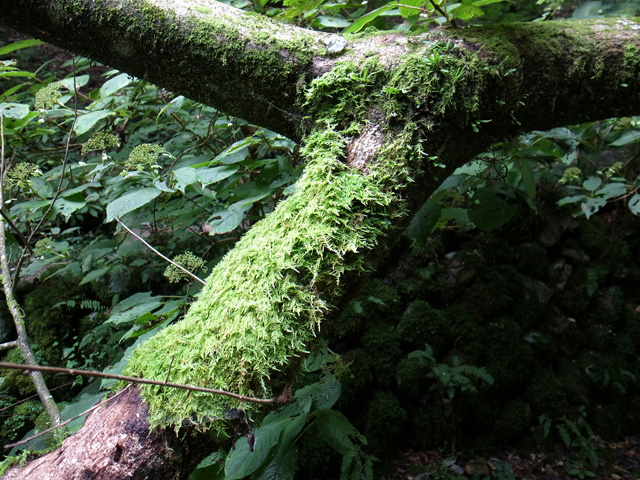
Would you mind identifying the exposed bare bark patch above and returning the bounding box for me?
[3,387,215,480]
[346,124,385,174]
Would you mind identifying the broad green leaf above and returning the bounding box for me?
[106,187,162,221]
[212,139,251,164]
[53,193,87,220]
[343,2,398,33]
[453,3,484,20]
[101,73,133,98]
[58,75,90,91]
[173,167,199,192]
[107,292,164,324]
[558,194,587,206]
[74,110,114,136]
[628,193,640,215]
[610,130,640,147]
[314,409,366,455]
[225,419,288,480]
[581,197,607,219]
[595,182,626,200]
[468,187,517,232]
[404,201,441,246]
[209,207,245,234]
[582,176,602,191]
[79,266,112,285]
[196,165,239,186]
[515,159,536,199]
[294,376,341,409]
[0,102,30,119]
[0,39,44,56]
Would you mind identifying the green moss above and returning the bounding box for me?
[126,123,410,430]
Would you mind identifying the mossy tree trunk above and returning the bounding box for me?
[1,1,640,478]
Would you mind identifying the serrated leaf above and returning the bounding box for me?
[314,409,366,455]
[106,187,162,221]
[558,194,586,206]
[101,73,132,98]
[453,3,484,20]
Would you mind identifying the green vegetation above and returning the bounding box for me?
[1,1,640,479]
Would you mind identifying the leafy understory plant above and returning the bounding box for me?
[539,406,599,479]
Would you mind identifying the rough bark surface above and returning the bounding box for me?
[3,388,215,480]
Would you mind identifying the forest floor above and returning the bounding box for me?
[391,435,640,479]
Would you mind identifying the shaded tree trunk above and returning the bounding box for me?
[1,1,639,478]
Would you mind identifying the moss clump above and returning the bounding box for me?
[126,125,408,430]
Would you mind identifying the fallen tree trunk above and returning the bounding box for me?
[1,0,640,477]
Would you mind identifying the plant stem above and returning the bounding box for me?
[0,111,62,427]
[116,217,206,285]
[0,361,275,404]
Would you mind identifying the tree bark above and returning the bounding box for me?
[2,387,217,480]
[1,1,640,478]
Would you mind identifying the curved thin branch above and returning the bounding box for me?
[0,362,276,404]
[116,217,206,285]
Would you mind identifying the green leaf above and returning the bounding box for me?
[558,194,586,206]
[468,188,517,231]
[101,73,133,98]
[225,420,287,480]
[294,376,341,409]
[343,2,398,33]
[399,0,422,18]
[58,75,90,91]
[0,38,44,56]
[173,167,199,192]
[404,201,441,247]
[314,409,366,455]
[596,182,626,200]
[74,110,115,136]
[0,102,30,119]
[610,130,640,147]
[106,187,162,221]
[209,207,245,234]
[79,266,112,286]
[628,193,640,215]
[212,142,250,165]
[196,165,239,186]
[452,3,484,20]
[53,193,87,221]
[313,15,351,28]
[582,176,602,191]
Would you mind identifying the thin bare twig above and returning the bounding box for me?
[0,362,275,404]
[4,385,133,449]
[116,217,206,285]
